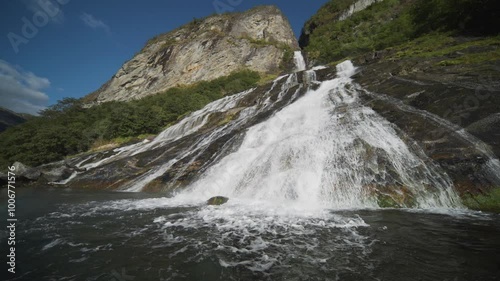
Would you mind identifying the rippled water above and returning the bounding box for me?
[2,188,500,281]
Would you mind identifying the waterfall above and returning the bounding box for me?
[68,59,486,210]
[120,75,301,192]
[293,51,306,72]
[180,61,462,209]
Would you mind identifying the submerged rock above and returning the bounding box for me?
[207,196,229,206]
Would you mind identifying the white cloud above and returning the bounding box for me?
[80,12,111,34]
[23,0,66,24]
[0,60,50,115]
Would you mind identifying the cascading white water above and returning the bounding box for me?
[67,59,495,211]
[121,74,301,192]
[179,61,462,209]
[72,89,255,173]
[293,51,306,72]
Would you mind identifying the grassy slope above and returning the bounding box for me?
[386,33,500,66]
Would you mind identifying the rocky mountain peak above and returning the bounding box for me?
[85,5,299,104]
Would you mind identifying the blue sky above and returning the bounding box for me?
[0,0,329,114]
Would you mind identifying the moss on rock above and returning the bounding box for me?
[207,196,229,205]
[463,188,500,213]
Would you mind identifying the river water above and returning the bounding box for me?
[2,188,500,281]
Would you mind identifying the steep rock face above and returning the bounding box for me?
[351,50,500,199]
[86,6,299,103]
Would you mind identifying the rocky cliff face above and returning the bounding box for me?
[352,56,500,202]
[85,6,299,103]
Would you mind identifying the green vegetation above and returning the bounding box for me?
[377,194,403,208]
[463,189,500,213]
[438,48,500,66]
[88,134,156,152]
[390,34,500,59]
[280,45,294,71]
[375,186,417,208]
[237,35,296,71]
[239,35,276,47]
[411,0,499,36]
[383,33,500,66]
[0,70,261,168]
[302,0,500,64]
[217,111,239,127]
[303,0,413,63]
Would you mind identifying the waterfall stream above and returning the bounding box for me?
[19,59,500,281]
[293,51,306,72]
[62,60,500,210]
[178,61,462,209]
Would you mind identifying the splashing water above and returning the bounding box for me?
[179,61,462,209]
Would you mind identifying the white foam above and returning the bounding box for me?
[336,60,357,77]
[42,238,64,251]
[149,199,371,272]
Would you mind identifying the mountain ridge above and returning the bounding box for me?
[0,107,27,133]
[84,5,299,104]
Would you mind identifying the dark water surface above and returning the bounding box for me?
[1,188,500,281]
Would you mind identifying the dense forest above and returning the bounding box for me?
[0,70,260,167]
